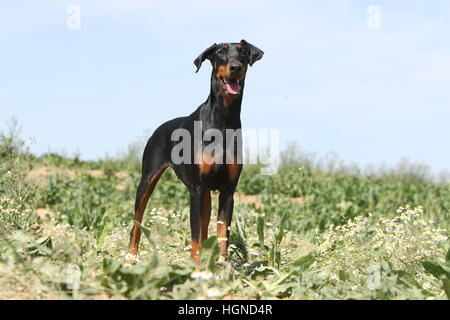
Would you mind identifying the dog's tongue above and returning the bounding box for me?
[225,80,241,95]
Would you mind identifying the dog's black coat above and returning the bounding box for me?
[128,40,263,264]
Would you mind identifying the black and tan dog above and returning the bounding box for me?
[128,40,263,265]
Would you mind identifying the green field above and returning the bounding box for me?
[0,122,449,300]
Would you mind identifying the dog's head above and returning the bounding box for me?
[194,40,264,98]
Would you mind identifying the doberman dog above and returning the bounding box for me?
[128,40,264,265]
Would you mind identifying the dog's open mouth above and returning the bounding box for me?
[220,77,241,96]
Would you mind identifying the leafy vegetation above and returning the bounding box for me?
[0,121,448,299]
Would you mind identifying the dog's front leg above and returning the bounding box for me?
[217,189,234,262]
[189,186,210,266]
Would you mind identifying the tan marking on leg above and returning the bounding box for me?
[190,189,211,266]
[217,219,228,260]
[191,239,202,266]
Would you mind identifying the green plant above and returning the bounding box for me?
[0,118,38,232]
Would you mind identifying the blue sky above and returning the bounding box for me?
[1,1,449,176]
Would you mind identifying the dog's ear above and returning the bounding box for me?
[194,43,218,73]
[240,39,264,66]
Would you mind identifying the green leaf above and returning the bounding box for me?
[320,286,338,298]
[83,288,100,296]
[199,236,220,271]
[338,269,349,282]
[442,278,450,299]
[96,215,111,247]
[134,220,156,249]
[36,236,53,249]
[289,252,315,271]
[233,209,247,243]
[276,211,288,243]
[392,270,420,289]
[103,258,122,275]
[248,264,276,280]
[228,239,248,264]
[421,259,450,278]
[446,247,450,264]
[26,236,53,256]
[257,215,265,247]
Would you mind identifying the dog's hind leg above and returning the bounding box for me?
[189,187,212,266]
[128,155,168,257]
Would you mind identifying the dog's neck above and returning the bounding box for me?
[200,72,244,130]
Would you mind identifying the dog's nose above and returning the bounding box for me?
[229,62,242,73]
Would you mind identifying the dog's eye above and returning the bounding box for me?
[217,49,226,57]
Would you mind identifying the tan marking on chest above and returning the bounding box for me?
[197,151,216,175]
[220,87,234,107]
